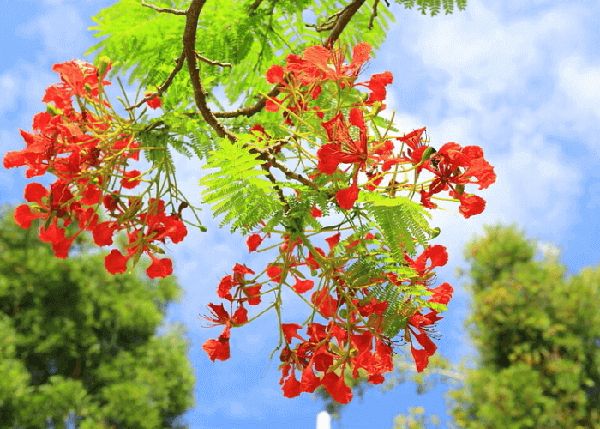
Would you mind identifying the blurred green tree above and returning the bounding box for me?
[391,226,600,428]
[451,225,600,429]
[0,209,194,428]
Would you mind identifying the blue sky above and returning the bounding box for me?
[1,1,600,428]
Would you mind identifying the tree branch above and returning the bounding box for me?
[213,87,280,118]
[141,0,187,15]
[128,52,185,110]
[249,0,264,11]
[195,52,232,68]
[325,0,367,47]
[183,0,236,141]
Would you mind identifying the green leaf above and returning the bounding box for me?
[201,139,283,232]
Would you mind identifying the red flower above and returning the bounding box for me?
[405,245,448,280]
[318,109,368,174]
[146,94,162,109]
[267,264,283,283]
[458,194,486,218]
[281,323,304,343]
[398,127,428,167]
[93,221,116,246]
[362,71,393,104]
[121,170,142,189]
[246,233,263,252]
[429,282,453,305]
[292,277,314,293]
[147,256,173,278]
[321,372,352,404]
[105,249,128,274]
[203,328,231,362]
[336,183,359,210]
[14,205,42,229]
[266,65,285,84]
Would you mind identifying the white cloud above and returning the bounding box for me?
[17,4,88,59]
[558,56,600,120]
[406,1,584,111]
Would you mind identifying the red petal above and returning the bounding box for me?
[325,233,340,250]
[292,278,314,294]
[266,264,283,283]
[105,249,128,274]
[266,65,285,84]
[424,245,448,268]
[14,204,40,229]
[147,256,173,278]
[246,233,263,252]
[3,151,26,168]
[24,183,48,203]
[231,306,248,325]
[321,372,352,404]
[203,337,230,361]
[146,94,161,109]
[93,221,116,246]
[336,184,359,210]
[411,346,431,372]
[121,170,142,189]
[458,194,486,218]
[282,372,302,398]
[281,323,303,343]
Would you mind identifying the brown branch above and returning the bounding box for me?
[262,166,291,213]
[249,0,264,11]
[183,0,236,141]
[195,52,232,68]
[325,0,367,47]
[213,86,280,118]
[181,0,352,199]
[141,0,187,15]
[127,53,186,110]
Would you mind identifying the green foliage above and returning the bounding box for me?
[394,406,440,429]
[88,0,459,164]
[201,139,283,232]
[451,225,600,429]
[395,0,468,16]
[0,210,194,428]
[364,193,433,257]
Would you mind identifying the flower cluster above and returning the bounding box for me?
[201,42,495,402]
[3,60,186,278]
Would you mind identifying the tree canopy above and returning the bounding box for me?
[0,210,194,428]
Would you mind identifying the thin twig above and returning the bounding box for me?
[128,53,185,110]
[263,167,290,213]
[368,0,381,30]
[141,0,187,15]
[195,52,232,68]
[213,87,280,118]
